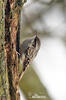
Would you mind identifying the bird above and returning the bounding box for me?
[19,32,41,80]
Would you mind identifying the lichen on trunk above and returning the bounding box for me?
[0,0,7,98]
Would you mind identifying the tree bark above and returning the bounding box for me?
[5,0,27,100]
[0,0,27,99]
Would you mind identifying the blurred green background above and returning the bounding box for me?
[19,66,52,100]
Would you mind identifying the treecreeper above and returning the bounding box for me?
[19,32,41,80]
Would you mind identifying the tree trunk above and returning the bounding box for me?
[0,0,27,99]
[5,0,26,100]
[5,1,20,100]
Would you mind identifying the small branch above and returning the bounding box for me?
[19,71,24,81]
